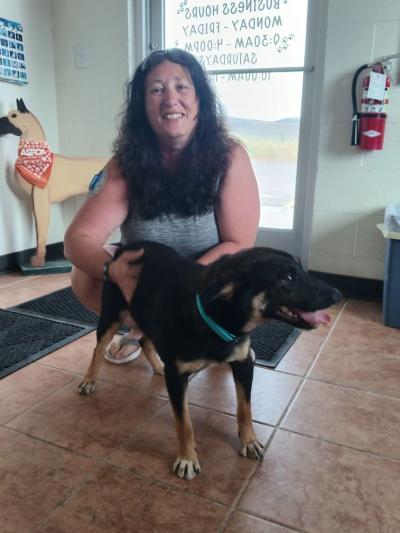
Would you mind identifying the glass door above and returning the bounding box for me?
[148,0,322,260]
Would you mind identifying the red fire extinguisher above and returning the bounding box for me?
[351,63,390,150]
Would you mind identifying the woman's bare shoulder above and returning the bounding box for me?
[89,156,128,200]
[221,141,255,188]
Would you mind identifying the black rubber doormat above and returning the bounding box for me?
[250,320,300,368]
[0,309,93,379]
[10,286,99,327]
[8,287,300,371]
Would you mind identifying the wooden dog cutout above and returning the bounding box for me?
[0,98,107,267]
[80,241,342,480]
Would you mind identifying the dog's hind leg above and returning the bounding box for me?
[141,338,164,375]
[79,320,121,394]
[164,365,201,480]
[230,357,264,460]
[79,282,125,394]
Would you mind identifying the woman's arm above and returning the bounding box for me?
[198,143,260,265]
[64,158,129,279]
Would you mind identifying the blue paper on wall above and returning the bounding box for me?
[0,17,28,85]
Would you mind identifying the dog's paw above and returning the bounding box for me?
[79,381,96,395]
[240,440,264,460]
[173,457,201,480]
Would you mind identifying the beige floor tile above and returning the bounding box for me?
[0,284,51,308]
[324,319,400,356]
[0,363,76,424]
[343,299,383,324]
[275,326,329,375]
[37,464,228,533]
[18,272,71,292]
[110,404,273,505]
[97,351,168,396]
[239,430,400,533]
[189,364,300,425]
[7,380,167,460]
[0,427,99,533]
[38,330,98,375]
[282,379,400,460]
[224,512,294,532]
[311,347,400,397]
[327,299,346,315]
[0,272,25,288]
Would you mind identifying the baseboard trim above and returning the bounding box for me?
[309,271,383,302]
[0,242,65,274]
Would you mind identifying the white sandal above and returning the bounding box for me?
[104,335,142,365]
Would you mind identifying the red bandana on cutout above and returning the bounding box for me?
[15,141,54,189]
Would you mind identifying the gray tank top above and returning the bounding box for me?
[120,210,220,259]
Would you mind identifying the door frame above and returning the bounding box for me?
[137,0,328,267]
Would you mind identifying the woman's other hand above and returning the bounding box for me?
[107,249,144,303]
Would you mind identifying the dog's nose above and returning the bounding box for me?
[332,288,343,303]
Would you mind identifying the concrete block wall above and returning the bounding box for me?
[310,0,400,280]
[50,0,133,234]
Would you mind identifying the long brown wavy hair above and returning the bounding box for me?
[113,48,236,219]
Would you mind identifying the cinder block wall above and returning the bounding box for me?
[310,0,400,280]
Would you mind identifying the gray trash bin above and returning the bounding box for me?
[378,204,400,328]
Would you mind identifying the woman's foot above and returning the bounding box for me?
[104,334,142,364]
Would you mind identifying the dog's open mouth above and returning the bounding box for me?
[275,306,331,328]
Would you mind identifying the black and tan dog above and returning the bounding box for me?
[79,242,342,480]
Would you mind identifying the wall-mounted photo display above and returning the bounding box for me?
[0,17,28,84]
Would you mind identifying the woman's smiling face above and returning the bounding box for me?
[144,60,199,148]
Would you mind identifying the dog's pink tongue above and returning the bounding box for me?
[296,309,331,326]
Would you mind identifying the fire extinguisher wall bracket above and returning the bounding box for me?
[351,64,370,146]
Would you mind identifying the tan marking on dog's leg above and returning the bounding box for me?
[234,381,264,460]
[172,395,201,480]
[142,338,164,375]
[176,358,208,375]
[79,321,121,394]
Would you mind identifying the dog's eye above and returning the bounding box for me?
[281,271,295,285]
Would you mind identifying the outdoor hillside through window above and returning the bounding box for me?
[164,0,308,230]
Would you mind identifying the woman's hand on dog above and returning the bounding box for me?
[108,249,144,303]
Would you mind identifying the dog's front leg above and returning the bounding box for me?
[164,365,200,480]
[230,357,264,460]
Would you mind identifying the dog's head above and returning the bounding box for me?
[202,247,342,332]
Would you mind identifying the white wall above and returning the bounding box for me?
[310,0,400,279]
[0,0,62,256]
[50,0,133,231]
[50,0,132,158]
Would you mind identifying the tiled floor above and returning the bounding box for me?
[0,271,399,533]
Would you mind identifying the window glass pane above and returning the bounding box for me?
[211,71,302,229]
[163,0,308,231]
[165,0,308,70]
